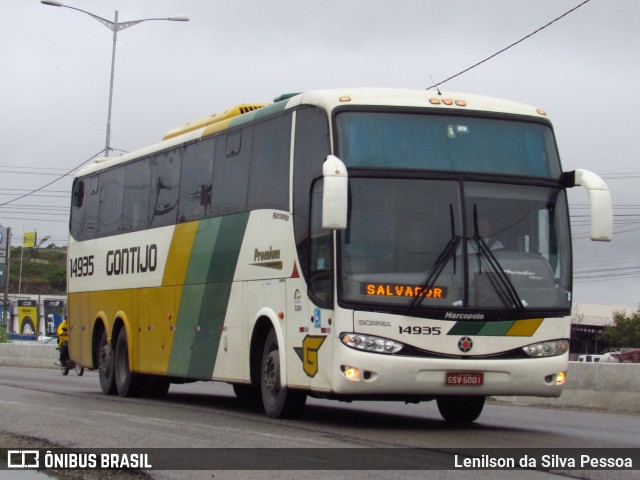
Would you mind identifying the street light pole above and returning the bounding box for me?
[41,1,189,157]
[106,9,119,159]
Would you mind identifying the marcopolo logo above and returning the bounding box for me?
[445,312,485,320]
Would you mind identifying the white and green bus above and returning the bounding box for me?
[68,88,612,422]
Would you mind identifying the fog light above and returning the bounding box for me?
[342,366,361,381]
[556,371,567,385]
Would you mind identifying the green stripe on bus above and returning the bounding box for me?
[447,319,542,337]
[189,213,249,378]
[169,213,249,378]
[478,321,514,336]
[168,284,204,376]
[187,282,232,379]
[447,321,485,336]
[184,218,222,284]
[206,213,250,284]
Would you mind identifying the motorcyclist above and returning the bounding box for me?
[57,318,69,366]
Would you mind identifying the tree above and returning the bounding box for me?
[600,309,640,349]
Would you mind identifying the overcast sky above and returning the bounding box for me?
[1,0,638,306]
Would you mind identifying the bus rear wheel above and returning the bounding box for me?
[436,395,485,423]
[260,329,306,418]
[114,329,142,397]
[98,330,117,395]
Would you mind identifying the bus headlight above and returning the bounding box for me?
[522,339,569,358]
[341,333,404,354]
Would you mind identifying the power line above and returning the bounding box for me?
[0,188,70,194]
[428,0,592,89]
[0,149,103,208]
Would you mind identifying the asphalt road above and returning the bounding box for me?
[0,366,638,480]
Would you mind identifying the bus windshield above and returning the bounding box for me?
[337,177,572,316]
[335,111,562,178]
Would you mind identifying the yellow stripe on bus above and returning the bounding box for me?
[505,318,543,336]
[162,222,199,287]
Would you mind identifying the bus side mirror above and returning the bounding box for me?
[564,169,612,241]
[322,155,348,230]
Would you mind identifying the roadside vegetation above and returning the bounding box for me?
[600,309,640,349]
[5,245,66,295]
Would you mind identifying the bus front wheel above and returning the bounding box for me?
[260,329,306,418]
[436,395,485,423]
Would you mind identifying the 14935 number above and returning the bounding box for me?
[398,326,442,335]
[69,255,94,278]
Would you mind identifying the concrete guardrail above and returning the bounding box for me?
[496,362,640,414]
[0,342,58,369]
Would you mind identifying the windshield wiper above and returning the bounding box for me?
[410,205,460,312]
[409,236,461,312]
[472,207,526,315]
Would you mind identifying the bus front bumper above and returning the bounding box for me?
[330,345,568,398]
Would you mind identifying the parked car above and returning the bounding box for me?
[578,354,603,363]
[600,351,620,363]
[618,348,640,363]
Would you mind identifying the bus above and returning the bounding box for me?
[68,88,612,422]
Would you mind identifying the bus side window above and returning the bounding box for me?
[123,158,150,232]
[248,114,291,211]
[226,131,242,157]
[83,175,100,240]
[72,180,84,208]
[309,180,333,305]
[98,167,125,236]
[212,129,251,216]
[292,107,331,284]
[150,150,181,228]
[179,139,214,222]
[70,180,85,240]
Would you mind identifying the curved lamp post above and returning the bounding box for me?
[41,0,189,157]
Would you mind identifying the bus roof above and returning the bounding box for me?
[74,88,549,178]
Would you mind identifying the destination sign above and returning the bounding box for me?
[361,283,447,298]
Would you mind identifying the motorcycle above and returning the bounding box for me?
[57,340,84,376]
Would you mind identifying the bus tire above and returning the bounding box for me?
[437,395,485,423]
[114,329,141,397]
[98,330,117,395]
[260,329,306,418]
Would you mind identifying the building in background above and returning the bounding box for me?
[570,303,639,356]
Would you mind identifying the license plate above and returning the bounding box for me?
[446,372,484,386]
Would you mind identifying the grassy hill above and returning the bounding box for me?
[6,246,66,295]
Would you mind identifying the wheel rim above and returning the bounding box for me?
[263,349,280,402]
